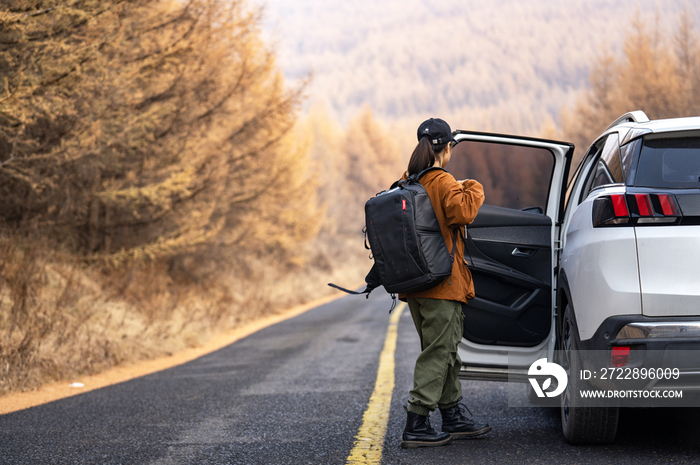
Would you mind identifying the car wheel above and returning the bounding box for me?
[559,303,619,444]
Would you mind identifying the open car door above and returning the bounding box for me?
[445,131,573,381]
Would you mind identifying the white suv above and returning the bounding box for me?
[446,111,700,444]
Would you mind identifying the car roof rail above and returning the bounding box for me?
[606,111,650,130]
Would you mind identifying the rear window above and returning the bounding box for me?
[634,136,700,189]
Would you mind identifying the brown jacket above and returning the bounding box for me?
[398,170,485,304]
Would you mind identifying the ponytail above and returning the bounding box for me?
[407,137,435,176]
[407,137,447,176]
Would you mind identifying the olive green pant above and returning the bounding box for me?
[407,297,463,416]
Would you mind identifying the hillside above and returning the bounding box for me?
[262,0,700,135]
[3,0,700,398]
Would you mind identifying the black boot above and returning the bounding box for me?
[401,408,453,449]
[440,403,492,439]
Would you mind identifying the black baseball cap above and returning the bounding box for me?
[417,118,455,146]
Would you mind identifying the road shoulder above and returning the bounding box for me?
[0,291,346,415]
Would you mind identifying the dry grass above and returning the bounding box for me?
[0,232,368,395]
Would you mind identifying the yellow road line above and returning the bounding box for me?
[346,302,406,465]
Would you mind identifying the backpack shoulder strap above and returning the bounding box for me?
[328,264,380,297]
[416,166,446,181]
[400,167,446,186]
[328,282,374,295]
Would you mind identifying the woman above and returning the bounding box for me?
[400,118,491,449]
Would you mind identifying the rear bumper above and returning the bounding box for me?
[580,314,700,351]
[580,315,700,392]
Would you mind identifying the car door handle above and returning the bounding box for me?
[512,247,536,258]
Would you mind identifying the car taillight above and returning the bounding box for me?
[610,194,629,218]
[592,193,681,227]
[633,194,653,217]
[611,346,630,367]
[657,194,679,216]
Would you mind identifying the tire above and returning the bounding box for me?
[559,303,619,444]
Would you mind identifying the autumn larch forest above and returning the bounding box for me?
[1,0,699,394]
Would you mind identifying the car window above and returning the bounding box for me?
[620,137,642,184]
[592,133,623,187]
[564,142,598,209]
[446,140,554,211]
[634,136,700,189]
[580,134,623,201]
[589,160,614,190]
[574,137,605,205]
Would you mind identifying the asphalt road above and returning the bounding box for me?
[2,294,700,464]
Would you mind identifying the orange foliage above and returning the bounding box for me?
[559,11,700,161]
[0,0,319,269]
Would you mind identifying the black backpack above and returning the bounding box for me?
[330,167,457,302]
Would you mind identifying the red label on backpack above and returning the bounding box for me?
[402,199,406,210]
